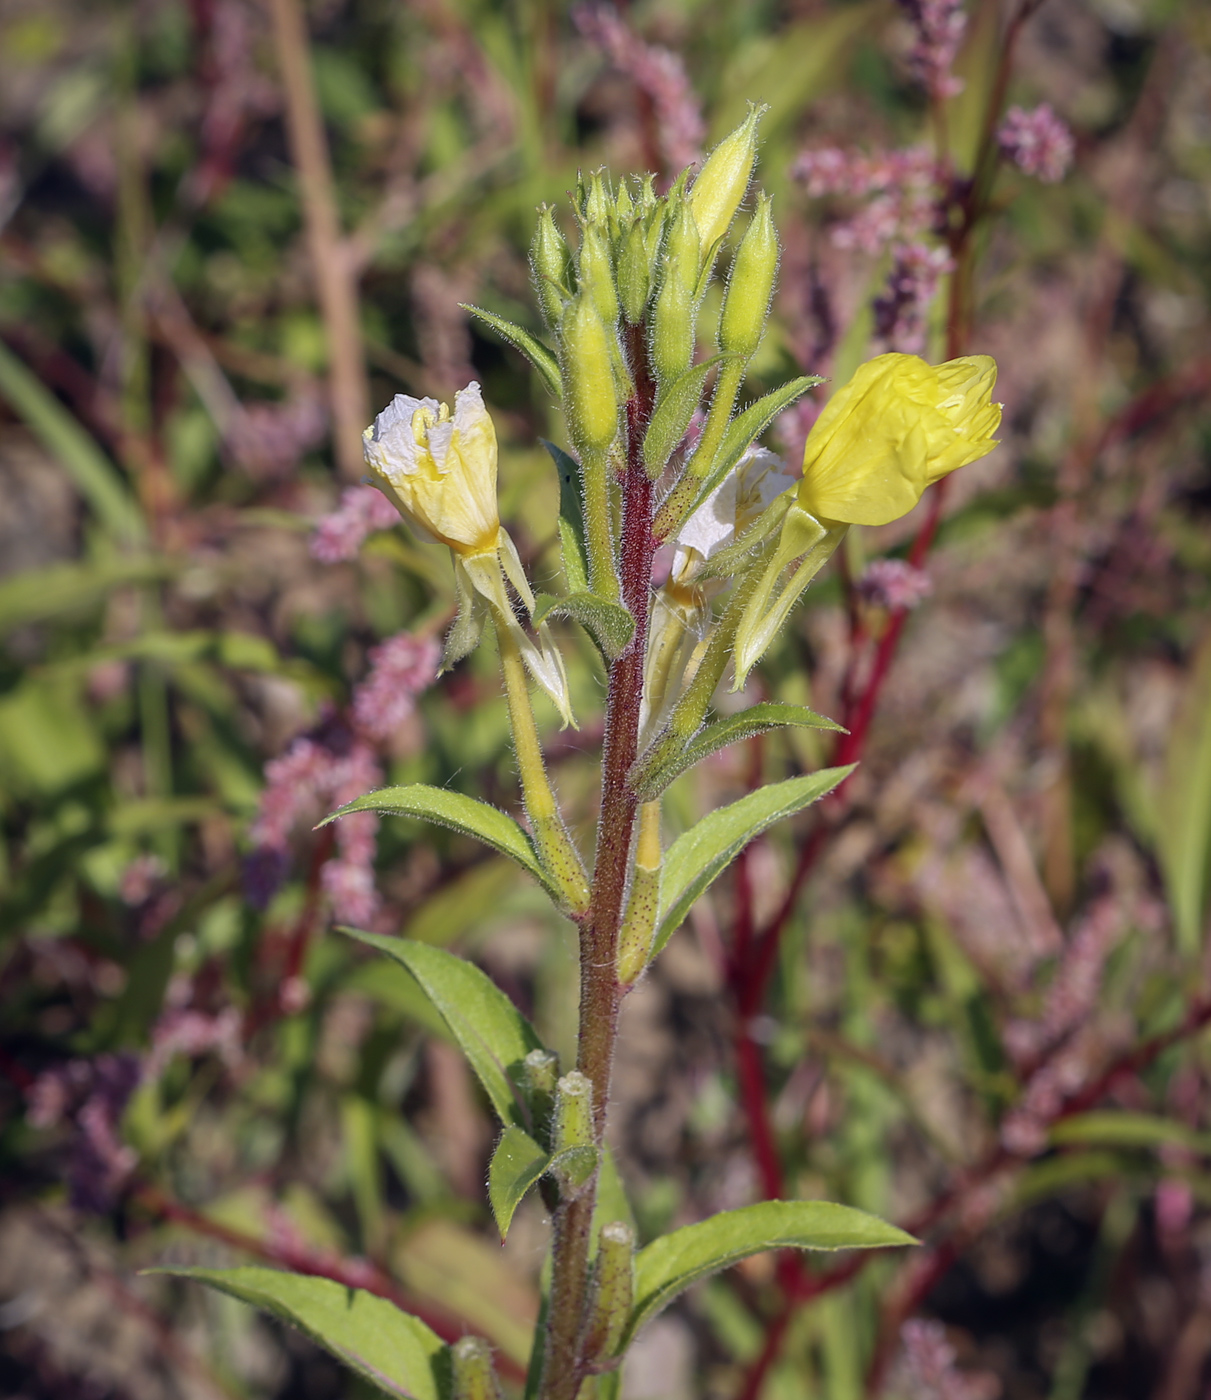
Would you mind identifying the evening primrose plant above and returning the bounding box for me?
[163,110,999,1400]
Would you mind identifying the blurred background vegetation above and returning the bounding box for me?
[1,0,1210,1397]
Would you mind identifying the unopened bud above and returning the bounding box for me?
[532,205,574,330]
[636,173,658,216]
[663,200,701,292]
[617,220,652,324]
[618,802,661,985]
[521,1048,560,1146]
[688,104,766,270]
[579,220,619,327]
[560,294,619,455]
[584,168,612,225]
[615,179,635,223]
[451,1337,502,1400]
[650,263,694,386]
[583,1222,636,1367]
[718,193,779,360]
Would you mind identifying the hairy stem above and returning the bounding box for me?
[538,321,657,1400]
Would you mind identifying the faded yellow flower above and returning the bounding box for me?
[363,382,500,556]
[798,353,1001,527]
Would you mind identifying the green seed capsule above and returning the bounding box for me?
[617,219,652,324]
[615,178,635,224]
[578,220,619,327]
[553,1071,593,1154]
[521,1048,559,1148]
[719,192,780,360]
[531,204,573,331]
[688,103,767,271]
[583,1222,636,1366]
[451,1338,502,1400]
[560,293,619,455]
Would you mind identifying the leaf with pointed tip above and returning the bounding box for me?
[625,1201,915,1346]
[643,356,729,478]
[341,932,545,1130]
[684,376,825,526]
[652,768,852,959]
[148,1267,448,1400]
[541,439,591,595]
[461,305,561,397]
[319,786,559,903]
[488,1126,549,1240]
[632,704,845,800]
[533,592,635,664]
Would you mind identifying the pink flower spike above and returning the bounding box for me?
[352,632,441,743]
[997,104,1075,184]
[311,485,401,563]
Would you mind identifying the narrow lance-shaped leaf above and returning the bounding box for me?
[541,438,591,595]
[148,1267,448,1400]
[319,785,559,903]
[625,1201,915,1347]
[631,703,845,801]
[653,767,853,959]
[488,1126,549,1241]
[341,932,545,1131]
[643,356,730,478]
[681,376,825,527]
[533,592,635,664]
[461,305,562,398]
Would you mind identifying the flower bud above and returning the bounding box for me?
[663,199,701,292]
[560,293,619,455]
[636,173,657,216]
[578,220,619,327]
[583,168,612,225]
[451,1337,502,1400]
[649,263,694,386]
[615,178,635,224]
[718,192,779,360]
[688,103,766,270]
[798,353,1002,526]
[531,205,574,330]
[583,1222,636,1367]
[617,219,652,325]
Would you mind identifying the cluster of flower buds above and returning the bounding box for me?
[357,107,1002,947]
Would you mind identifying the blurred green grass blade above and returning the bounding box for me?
[0,339,145,543]
[0,556,179,634]
[1157,636,1211,954]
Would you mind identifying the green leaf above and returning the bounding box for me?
[653,768,853,958]
[0,339,146,543]
[687,376,824,521]
[488,1126,549,1240]
[542,438,590,594]
[533,591,635,663]
[547,1144,599,1189]
[0,557,179,634]
[319,785,559,902]
[462,305,562,397]
[149,1267,448,1400]
[340,932,545,1130]
[643,356,728,477]
[1157,636,1211,955]
[632,704,844,800]
[1050,1112,1211,1155]
[626,1201,914,1346]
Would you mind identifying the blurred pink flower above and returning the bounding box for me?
[574,4,705,173]
[873,241,955,353]
[352,632,441,743]
[793,146,940,253]
[998,104,1075,184]
[857,558,934,611]
[898,1320,998,1400]
[311,485,402,563]
[897,0,967,99]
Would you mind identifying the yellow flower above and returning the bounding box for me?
[798,353,1001,528]
[363,381,500,556]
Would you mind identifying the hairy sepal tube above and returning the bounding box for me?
[168,109,1000,1400]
